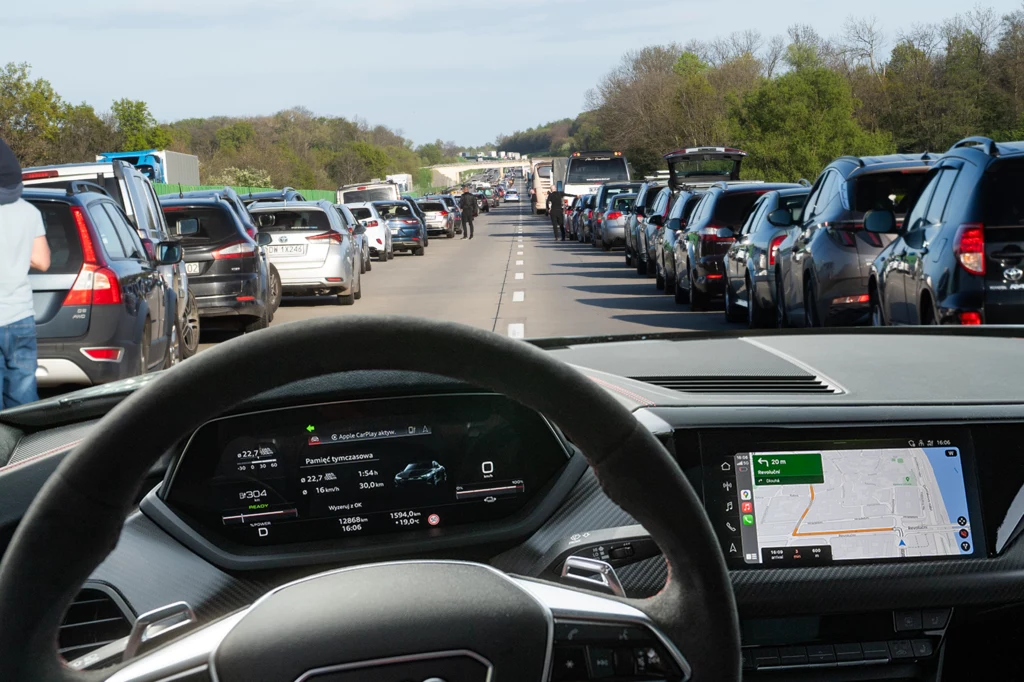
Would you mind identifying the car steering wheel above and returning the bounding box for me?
[0,316,739,682]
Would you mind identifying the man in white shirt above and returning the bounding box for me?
[0,139,50,409]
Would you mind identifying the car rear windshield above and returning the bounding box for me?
[27,201,84,275]
[164,207,240,244]
[253,210,331,231]
[27,177,123,209]
[612,195,635,211]
[670,158,737,178]
[599,185,640,207]
[780,193,809,223]
[713,191,765,226]
[851,170,930,214]
[420,202,445,212]
[375,203,414,219]
[567,158,629,183]
[981,160,1024,225]
[342,188,395,203]
[350,207,374,220]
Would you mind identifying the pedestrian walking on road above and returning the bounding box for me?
[459,187,477,239]
[546,185,574,241]
[0,138,50,409]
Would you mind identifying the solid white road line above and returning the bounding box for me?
[507,323,525,338]
[512,291,525,302]
[515,272,524,280]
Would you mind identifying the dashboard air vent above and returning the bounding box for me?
[59,587,133,661]
[633,375,841,395]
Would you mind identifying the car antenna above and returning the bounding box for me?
[178,183,183,199]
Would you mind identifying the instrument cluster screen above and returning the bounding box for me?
[165,395,568,546]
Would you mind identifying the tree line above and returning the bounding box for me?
[0,62,473,190]
[497,5,1024,180]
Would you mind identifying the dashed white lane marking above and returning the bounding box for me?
[516,260,523,265]
[507,323,525,338]
[512,291,525,302]
[514,272,524,280]
[517,250,523,255]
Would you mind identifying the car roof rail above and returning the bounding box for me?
[65,180,110,197]
[951,136,999,157]
[836,156,867,167]
[797,178,812,187]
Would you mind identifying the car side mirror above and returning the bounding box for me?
[648,214,664,227]
[767,209,793,228]
[156,241,183,265]
[716,227,734,239]
[256,232,272,247]
[864,209,898,234]
[175,217,199,236]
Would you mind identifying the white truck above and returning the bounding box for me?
[559,151,631,211]
[337,180,401,204]
[385,174,414,194]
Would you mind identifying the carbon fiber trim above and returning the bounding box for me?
[617,555,668,599]
[7,421,95,465]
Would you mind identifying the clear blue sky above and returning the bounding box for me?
[3,0,1018,146]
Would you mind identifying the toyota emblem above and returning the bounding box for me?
[279,236,288,243]
[1005,267,1023,282]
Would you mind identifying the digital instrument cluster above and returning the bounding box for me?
[163,395,569,546]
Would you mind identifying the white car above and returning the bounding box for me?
[505,189,520,202]
[346,202,394,262]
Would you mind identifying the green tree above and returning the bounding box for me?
[215,121,255,153]
[111,98,172,151]
[0,62,64,165]
[416,142,443,165]
[729,67,892,182]
[350,141,391,178]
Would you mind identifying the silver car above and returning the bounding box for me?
[599,193,636,249]
[417,199,455,238]
[334,204,371,274]
[347,202,394,261]
[249,200,362,305]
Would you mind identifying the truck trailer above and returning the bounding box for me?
[95,150,200,185]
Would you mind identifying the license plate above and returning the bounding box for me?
[267,245,306,255]
[185,262,201,274]
[390,229,400,234]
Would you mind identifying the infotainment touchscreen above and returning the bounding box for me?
[699,428,984,567]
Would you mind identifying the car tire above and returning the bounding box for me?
[625,249,632,267]
[414,246,425,256]
[601,238,611,251]
[747,276,772,328]
[163,319,181,369]
[387,246,394,260]
[636,254,646,275]
[268,266,282,315]
[724,282,745,323]
[243,309,270,333]
[674,272,690,304]
[365,257,372,273]
[337,288,355,305]
[775,272,790,328]
[655,268,665,290]
[179,292,200,359]
[645,257,656,278]
[359,255,366,274]
[139,320,151,376]
[804,277,820,328]
[664,263,676,295]
[447,228,455,239]
[378,249,388,263]
[870,285,886,326]
[690,270,709,311]
[354,269,362,301]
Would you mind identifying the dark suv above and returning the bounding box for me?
[775,153,936,327]
[626,181,666,272]
[25,185,182,388]
[160,195,274,332]
[658,189,705,298]
[592,181,642,249]
[674,183,800,310]
[869,137,1024,325]
[240,187,306,207]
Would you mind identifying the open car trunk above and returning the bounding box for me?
[664,147,746,188]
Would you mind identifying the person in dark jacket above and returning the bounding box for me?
[458,187,477,239]
[546,187,575,241]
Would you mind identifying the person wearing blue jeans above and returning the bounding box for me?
[0,138,50,410]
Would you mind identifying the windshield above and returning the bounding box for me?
[566,157,629,183]
[4,0,1021,419]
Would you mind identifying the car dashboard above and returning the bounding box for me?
[3,330,1024,680]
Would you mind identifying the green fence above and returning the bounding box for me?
[153,183,336,202]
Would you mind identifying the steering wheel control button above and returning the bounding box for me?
[888,640,914,659]
[778,646,807,665]
[587,647,615,678]
[911,639,934,657]
[894,610,923,632]
[552,646,587,681]
[922,609,951,630]
[805,644,835,665]
[861,641,891,661]
[834,643,863,662]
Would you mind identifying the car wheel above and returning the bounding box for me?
[378,248,388,263]
[625,248,632,266]
[804,277,821,327]
[163,320,181,369]
[645,256,656,278]
[359,255,366,274]
[268,266,282,315]
[673,271,690,304]
[775,272,790,328]
[601,237,611,251]
[414,246,425,256]
[655,266,665,290]
[664,265,676,295]
[387,246,394,260]
[636,252,646,275]
[870,284,886,326]
[243,308,270,333]
[747,276,772,328]
[179,292,200,359]
[724,281,745,323]
[139,321,151,376]
[447,228,455,239]
[365,256,372,273]
[337,287,356,305]
[690,270,709,311]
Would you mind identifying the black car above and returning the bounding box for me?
[673,182,801,310]
[25,186,183,387]
[475,192,490,213]
[723,188,810,326]
[657,190,705,298]
[626,181,666,271]
[393,461,447,486]
[161,196,274,333]
[775,154,935,328]
[161,187,282,316]
[239,187,306,207]
[869,137,1024,326]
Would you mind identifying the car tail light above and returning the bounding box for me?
[440,211,448,217]
[402,219,420,225]
[64,264,122,306]
[365,220,379,227]
[307,231,343,244]
[80,347,124,362]
[22,169,59,180]
[236,296,255,301]
[832,294,870,304]
[954,224,985,275]
[587,210,593,219]
[768,234,786,266]
[213,241,258,258]
[376,238,383,245]
[70,206,99,264]
[699,225,735,243]
[606,212,623,220]
[705,273,724,279]
[959,311,982,325]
